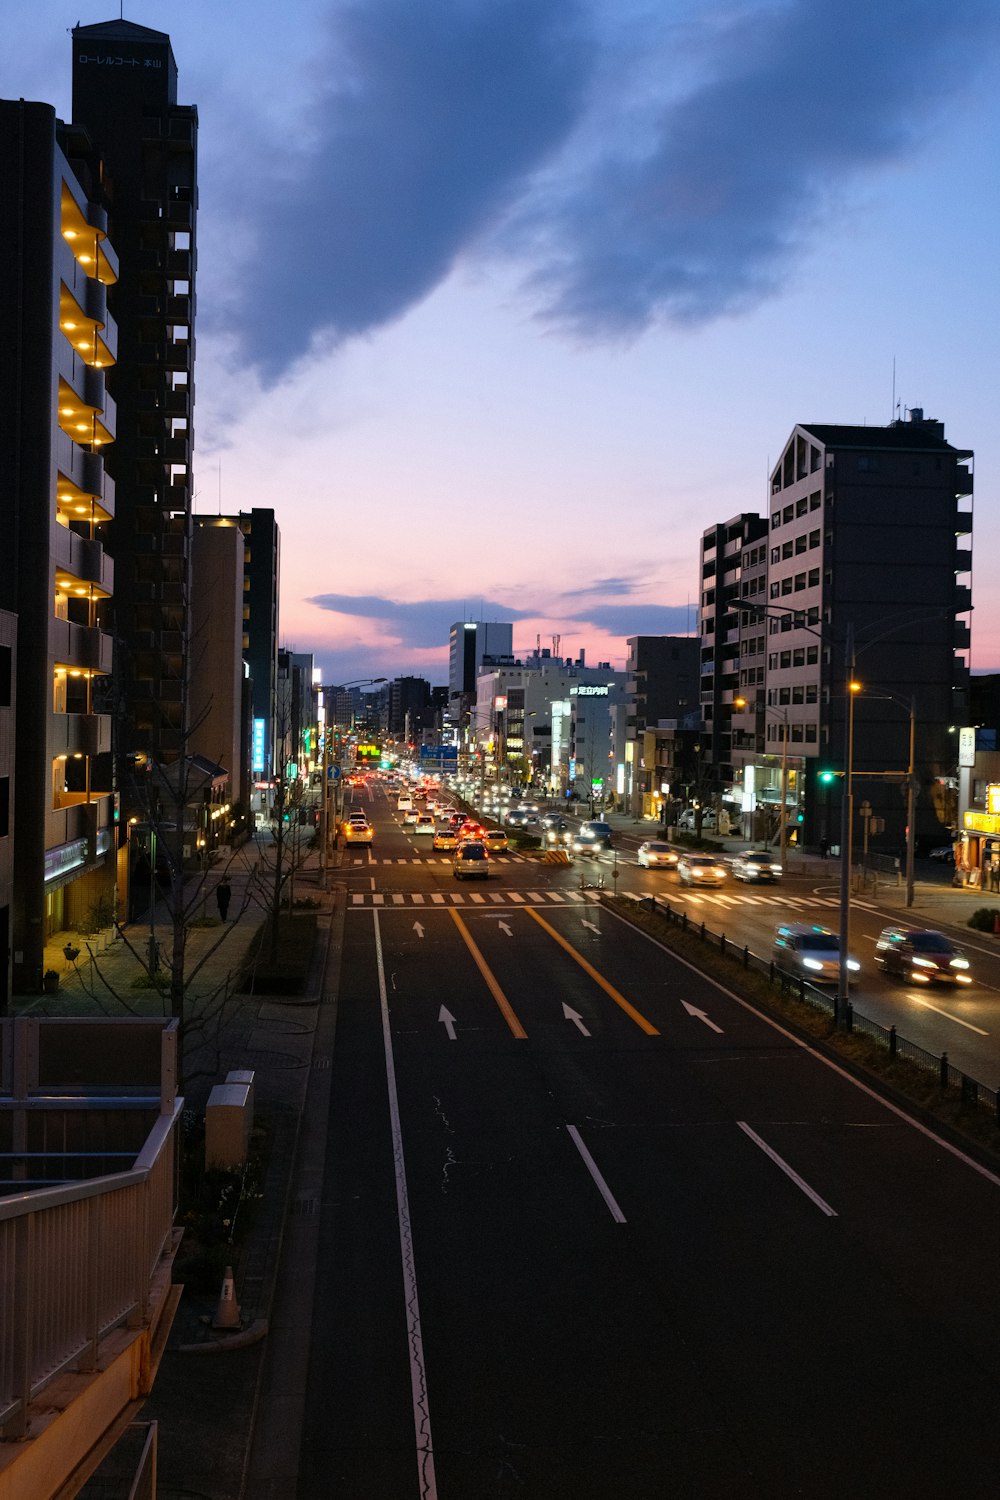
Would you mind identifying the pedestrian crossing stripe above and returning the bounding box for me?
[350,855,528,866]
[348,890,603,908]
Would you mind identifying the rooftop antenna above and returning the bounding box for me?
[891,356,896,423]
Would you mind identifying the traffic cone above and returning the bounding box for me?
[213,1265,241,1330]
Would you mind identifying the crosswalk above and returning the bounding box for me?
[348,888,604,908]
[349,855,529,867]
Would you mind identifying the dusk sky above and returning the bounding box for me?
[13,1,1000,685]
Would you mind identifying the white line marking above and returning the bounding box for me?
[910,996,989,1035]
[736,1121,837,1216]
[373,894,384,906]
[392,894,404,905]
[469,893,485,904]
[451,893,465,904]
[566,1125,626,1223]
[412,893,425,905]
[509,893,525,904]
[373,913,438,1496]
[431,894,445,905]
[351,894,363,905]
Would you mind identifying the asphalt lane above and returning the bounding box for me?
[300,821,1000,1497]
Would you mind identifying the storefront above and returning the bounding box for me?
[956,784,1000,891]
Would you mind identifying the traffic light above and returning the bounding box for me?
[818,769,836,784]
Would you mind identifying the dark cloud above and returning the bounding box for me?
[239,0,593,379]
[560,576,640,599]
[578,603,696,636]
[232,0,996,378]
[530,0,999,334]
[309,593,534,647]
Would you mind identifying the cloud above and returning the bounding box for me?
[559,576,641,600]
[237,0,593,380]
[576,603,696,635]
[231,0,997,379]
[309,592,534,647]
[528,0,1000,334]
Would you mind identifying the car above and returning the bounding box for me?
[873,927,973,985]
[773,923,860,986]
[545,818,572,844]
[457,821,486,842]
[505,808,529,827]
[402,807,419,825]
[732,850,782,882]
[927,843,958,862]
[413,814,436,836]
[540,812,567,831]
[342,819,373,845]
[453,841,490,879]
[675,807,732,834]
[573,821,613,853]
[397,794,413,812]
[636,841,679,870]
[677,853,727,886]
[433,828,458,850]
[448,811,468,829]
[483,829,508,852]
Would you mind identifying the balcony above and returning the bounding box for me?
[52,711,112,759]
[51,620,113,674]
[953,622,972,650]
[954,586,972,615]
[955,465,973,496]
[954,549,972,574]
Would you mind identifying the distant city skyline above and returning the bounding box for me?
[14,0,1000,683]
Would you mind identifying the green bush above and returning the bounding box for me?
[967,907,1000,933]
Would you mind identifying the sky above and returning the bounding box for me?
[10,0,1000,685]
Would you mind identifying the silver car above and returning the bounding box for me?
[773,923,859,985]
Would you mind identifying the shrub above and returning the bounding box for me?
[967,907,1000,933]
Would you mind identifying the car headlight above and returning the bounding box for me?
[950,957,970,969]
[912,956,936,968]
[803,957,824,972]
[745,866,759,877]
[847,959,861,972]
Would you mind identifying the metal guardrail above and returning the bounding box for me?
[625,895,1000,1125]
[0,1101,182,1440]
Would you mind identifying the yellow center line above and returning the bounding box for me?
[524,907,660,1036]
[449,908,528,1039]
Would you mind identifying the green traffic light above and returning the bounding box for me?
[818,769,835,784]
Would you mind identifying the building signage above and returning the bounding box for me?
[494,696,508,711]
[572,685,609,697]
[959,726,976,768]
[988,784,1000,816]
[964,811,1000,835]
[252,718,267,775]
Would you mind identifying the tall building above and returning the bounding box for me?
[449,621,513,705]
[0,611,15,1009]
[698,514,769,795]
[189,522,246,816]
[388,677,430,738]
[622,635,701,815]
[0,101,118,989]
[72,21,197,803]
[725,413,973,847]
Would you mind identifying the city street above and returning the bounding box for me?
[295,785,1000,1497]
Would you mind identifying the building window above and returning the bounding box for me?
[793,648,805,666]
[807,646,819,665]
[796,497,808,516]
[781,577,793,596]
[809,529,821,548]
[806,684,818,703]
[810,491,822,509]
[805,724,818,742]
[779,651,791,668]
[795,534,807,555]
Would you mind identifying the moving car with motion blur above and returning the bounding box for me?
[773,923,859,986]
[636,841,679,870]
[677,853,726,887]
[572,821,613,853]
[873,927,972,984]
[732,850,782,882]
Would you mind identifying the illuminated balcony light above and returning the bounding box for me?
[64,229,78,240]
[63,320,77,330]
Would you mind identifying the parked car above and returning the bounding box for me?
[636,841,679,869]
[453,841,490,879]
[773,923,859,986]
[873,927,973,985]
[675,807,732,835]
[677,853,727,887]
[732,850,782,882]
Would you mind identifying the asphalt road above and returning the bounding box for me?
[297,783,1000,1497]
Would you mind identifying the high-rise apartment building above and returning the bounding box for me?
[698,514,769,794]
[72,21,197,802]
[0,101,118,989]
[761,413,973,846]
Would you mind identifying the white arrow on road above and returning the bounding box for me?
[562,1003,591,1036]
[681,1000,723,1033]
[413,921,425,938]
[498,921,513,936]
[439,1006,458,1040]
[581,920,600,933]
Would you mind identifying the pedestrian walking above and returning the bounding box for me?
[990,857,1000,894]
[818,836,829,860]
[216,874,232,921]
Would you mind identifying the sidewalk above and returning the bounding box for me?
[30,842,341,1500]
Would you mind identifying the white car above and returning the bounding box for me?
[637,841,679,869]
[413,814,435,836]
[677,854,727,887]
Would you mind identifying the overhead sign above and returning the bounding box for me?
[964,811,1000,834]
[252,718,267,775]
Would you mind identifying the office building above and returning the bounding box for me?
[0,611,14,1010]
[189,522,246,819]
[449,621,514,706]
[0,101,119,990]
[72,20,197,804]
[621,635,701,816]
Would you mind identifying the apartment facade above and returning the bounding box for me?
[698,514,769,800]
[72,20,197,808]
[622,635,701,816]
[0,101,118,989]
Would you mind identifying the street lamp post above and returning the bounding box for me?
[836,637,862,1026]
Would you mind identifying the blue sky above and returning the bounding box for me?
[13,0,1000,683]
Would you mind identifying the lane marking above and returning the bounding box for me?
[524,907,660,1036]
[449,909,528,1039]
[910,996,988,1035]
[431,893,444,904]
[736,1121,837,1217]
[372,913,439,1496]
[566,1125,626,1223]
